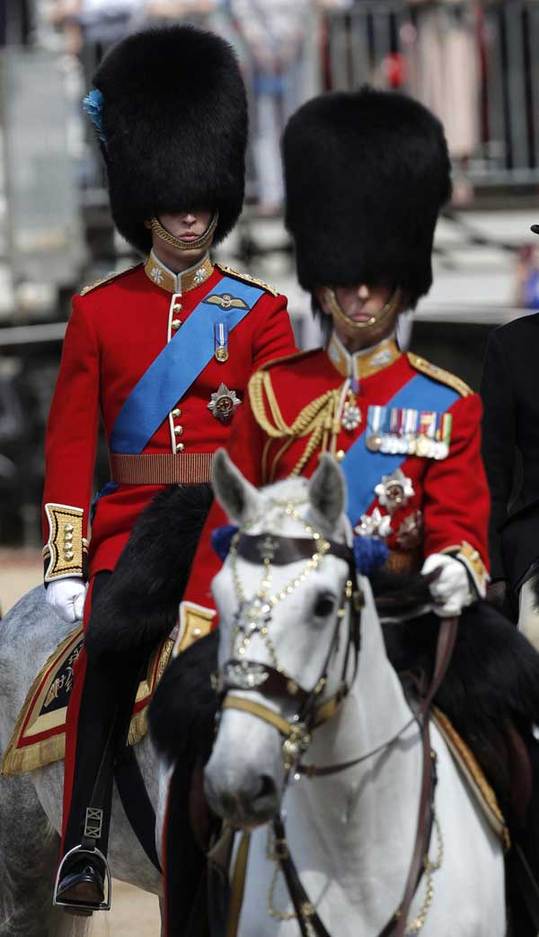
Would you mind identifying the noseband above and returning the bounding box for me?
[214,512,363,772]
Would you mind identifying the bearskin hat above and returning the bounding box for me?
[90,25,247,253]
[282,88,451,306]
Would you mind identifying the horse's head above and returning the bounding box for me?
[204,451,362,829]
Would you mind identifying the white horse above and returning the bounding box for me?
[204,451,506,937]
[0,586,166,937]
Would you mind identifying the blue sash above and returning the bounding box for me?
[110,276,264,454]
[341,373,459,525]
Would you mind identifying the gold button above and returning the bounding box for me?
[193,628,201,637]
[176,442,185,452]
[171,408,181,417]
[171,319,182,330]
[65,524,74,532]
[174,425,183,436]
[64,531,73,541]
[173,303,182,312]
[64,551,74,561]
[336,450,345,462]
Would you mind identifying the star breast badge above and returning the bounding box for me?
[208,383,241,423]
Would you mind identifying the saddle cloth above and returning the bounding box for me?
[1,627,174,777]
[433,706,511,850]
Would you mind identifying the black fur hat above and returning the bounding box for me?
[283,88,451,306]
[91,25,247,253]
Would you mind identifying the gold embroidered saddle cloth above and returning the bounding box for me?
[1,627,174,777]
[432,707,510,850]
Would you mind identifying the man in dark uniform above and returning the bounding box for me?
[45,25,295,914]
[481,232,539,647]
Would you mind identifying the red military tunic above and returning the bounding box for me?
[181,334,490,634]
[42,252,296,583]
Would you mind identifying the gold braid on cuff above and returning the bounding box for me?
[441,541,489,598]
[43,503,86,582]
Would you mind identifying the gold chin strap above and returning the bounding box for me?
[323,286,402,334]
[148,212,218,252]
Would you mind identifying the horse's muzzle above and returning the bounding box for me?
[204,766,279,828]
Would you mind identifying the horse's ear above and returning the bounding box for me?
[308,454,346,528]
[212,449,260,525]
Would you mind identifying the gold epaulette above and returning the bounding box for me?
[79,264,138,296]
[407,352,473,398]
[216,262,280,297]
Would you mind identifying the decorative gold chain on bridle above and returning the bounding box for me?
[229,499,331,663]
[404,813,443,936]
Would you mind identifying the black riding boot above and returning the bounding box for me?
[54,572,150,914]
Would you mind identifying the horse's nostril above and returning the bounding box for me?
[258,774,277,801]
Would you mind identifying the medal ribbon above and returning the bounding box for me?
[341,373,459,526]
[109,277,264,454]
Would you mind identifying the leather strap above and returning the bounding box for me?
[383,616,458,937]
[114,747,161,872]
[222,696,297,739]
[273,813,332,937]
[226,832,251,937]
[235,533,351,567]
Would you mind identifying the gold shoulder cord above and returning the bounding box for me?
[249,372,342,481]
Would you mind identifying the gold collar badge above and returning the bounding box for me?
[144,252,213,294]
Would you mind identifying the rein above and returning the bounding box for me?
[215,518,459,937]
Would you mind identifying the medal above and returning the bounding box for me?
[342,392,361,432]
[214,321,229,362]
[208,383,241,423]
[355,507,392,540]
[374,468,415,513]
[366,406,386,452]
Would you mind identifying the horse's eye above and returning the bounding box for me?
[313,594,336,618]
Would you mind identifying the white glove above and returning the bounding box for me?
[45,577,87,624]
[421,554,473,618]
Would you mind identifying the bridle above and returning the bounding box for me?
[213,502,363,775]
[212,500,458,937]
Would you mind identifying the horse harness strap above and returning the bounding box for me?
[381,615,458,937]
[222,696,302,740]
[226,832,251,937]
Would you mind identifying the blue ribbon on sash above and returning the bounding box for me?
[341,373,459,525]
[109,277,264,454]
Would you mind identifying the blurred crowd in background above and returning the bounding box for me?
[40,0,538,210]
[2,0,539,549]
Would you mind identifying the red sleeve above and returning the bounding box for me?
[41,295,100,578]
[423,392,490,569]
[182,390,266,614]
[251,293,297,369]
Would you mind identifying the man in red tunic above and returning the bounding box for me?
[182,88,489,628]
[44,25,295,912]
